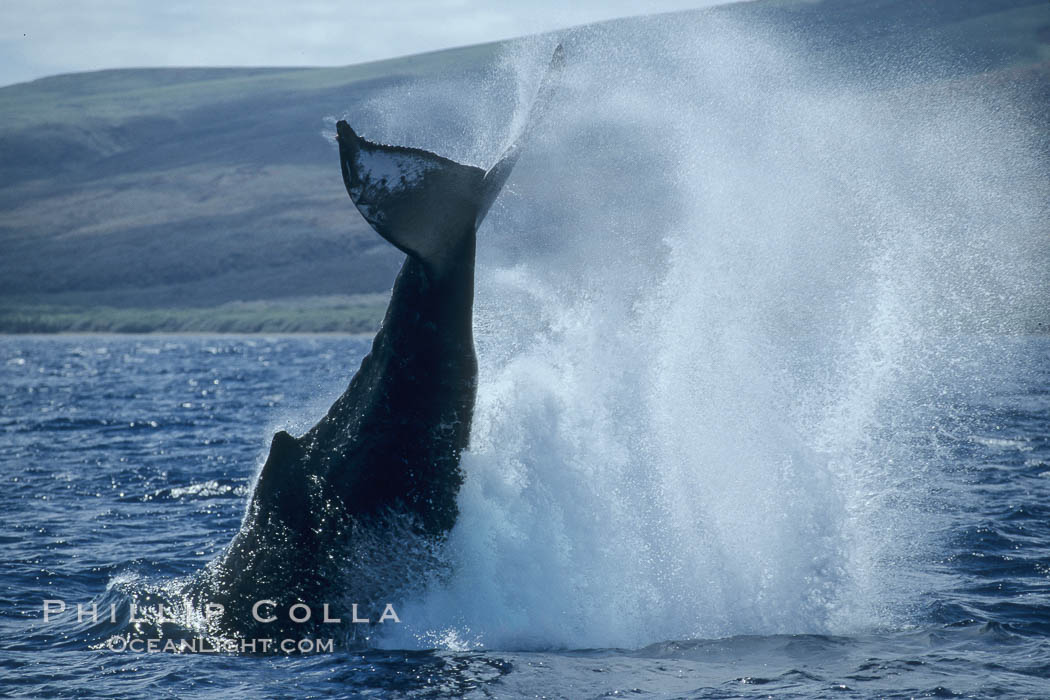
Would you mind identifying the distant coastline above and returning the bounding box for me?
[1,2,1046,336]
[0,295,387,334]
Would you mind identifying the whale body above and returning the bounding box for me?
[186,47,564,640]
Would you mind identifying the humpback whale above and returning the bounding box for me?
[185,47,564,641]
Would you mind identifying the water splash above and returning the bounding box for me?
[346,13,1045,650]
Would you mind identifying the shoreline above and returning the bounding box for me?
[0,331,377,338]
[0,297,388,336]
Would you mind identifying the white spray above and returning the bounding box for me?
[345,13,1046,650]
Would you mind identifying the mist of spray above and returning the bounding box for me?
[340,12,1046,650]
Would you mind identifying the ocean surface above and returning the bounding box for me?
[2,334,1048,698]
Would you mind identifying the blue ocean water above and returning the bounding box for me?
[1,334,1048,698]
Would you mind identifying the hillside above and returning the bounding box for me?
[0,43,504,332]
[0,0,1047,333]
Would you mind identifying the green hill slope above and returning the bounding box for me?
[0,0,1046,333]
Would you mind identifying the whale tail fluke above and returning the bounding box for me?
[336,44,564,263]
[336,122,485,264]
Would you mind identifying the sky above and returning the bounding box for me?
[0,0,737,88]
